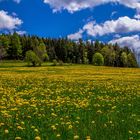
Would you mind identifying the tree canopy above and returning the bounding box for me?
[0,33,138,67]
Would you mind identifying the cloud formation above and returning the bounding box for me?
[44,0,140,13]
[0,10,22,30]
[68,16,140,40]
[68,29,83,40]
[109,35,140,66]
[84,16,140,36]
[16,30,26,35]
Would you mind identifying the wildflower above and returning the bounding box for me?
[4,129,9,134]
[56,134,61,137]
[17,126,24,130]
[0,123,4,126]
[86,136,91,140]
[21,121,24,125]
[51,125,56,130]
[31,126,35,129]
[91,121,95,124]
[51,113,57,117]
[74,135,79,139]
[111,106,116,109]
[68,125,72,129]
[35,136,41,140]
[96,110,102,114]
[34,129,39,133]
[129,130,132,134]
[15,137,22,140]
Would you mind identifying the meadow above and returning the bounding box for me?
[0,61,140,140]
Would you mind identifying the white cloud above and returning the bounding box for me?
[0,10,22,30]
[16,30,26,35]
[114,34,121,38]
[134,14,140,19]
[68,29,83,40]
[83,16,140,36]
[109,35,140,66]
[69,16,140,39]
[44,0,140,13]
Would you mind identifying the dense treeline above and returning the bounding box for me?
[0,32,138,67]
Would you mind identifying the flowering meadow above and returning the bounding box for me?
[0,62,140,140]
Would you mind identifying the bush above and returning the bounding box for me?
[58,60,64,66]
[43,53,49,62]
[92,52,104,66]
[25,50,41,66]
[52,59,57,66]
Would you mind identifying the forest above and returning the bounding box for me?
[0,32,138,67]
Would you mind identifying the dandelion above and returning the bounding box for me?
[51,125,56,130]
[111,106,116,109]
[74,135,79,139]
[34,129,39,133]
[51,113,57,117]
[68,124,73,129]
[21,121,25,125]
[56,134,61,137]
[31,126,35,129]
[129,130,132,134]
[91,121,95,124]
[4,129,9,134]
[35,136,41,140]
[17,126,24,130]
[15,137,22,140]
[96,110,102,114]
[0,123,4,126]
[86,136,91,140]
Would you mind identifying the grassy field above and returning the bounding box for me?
[0,61,140,140]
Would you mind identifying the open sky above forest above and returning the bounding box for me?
[0,0,140,51]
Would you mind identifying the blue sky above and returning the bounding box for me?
[0,0,140,65]
[0,0,140,52]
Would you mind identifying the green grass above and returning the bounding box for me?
[0,62,140,140]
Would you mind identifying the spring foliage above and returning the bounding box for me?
[0,33,138,67]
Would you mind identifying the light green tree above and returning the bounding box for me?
[92,52,104,66]
[25,50,41,66]
[121,52,128,67]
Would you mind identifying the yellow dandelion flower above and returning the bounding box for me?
[51,125,56,130]
[17,126,24,130]
[34,129,39,133]
[4,129,9,134]
[91,121,95,124]
[96,110,102,114]
[56,134,61,137]
[15,137,22,140]
[68,124,72,129]
[86,136,91,140]
[35,136,41,140]
[74,135,79,139]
